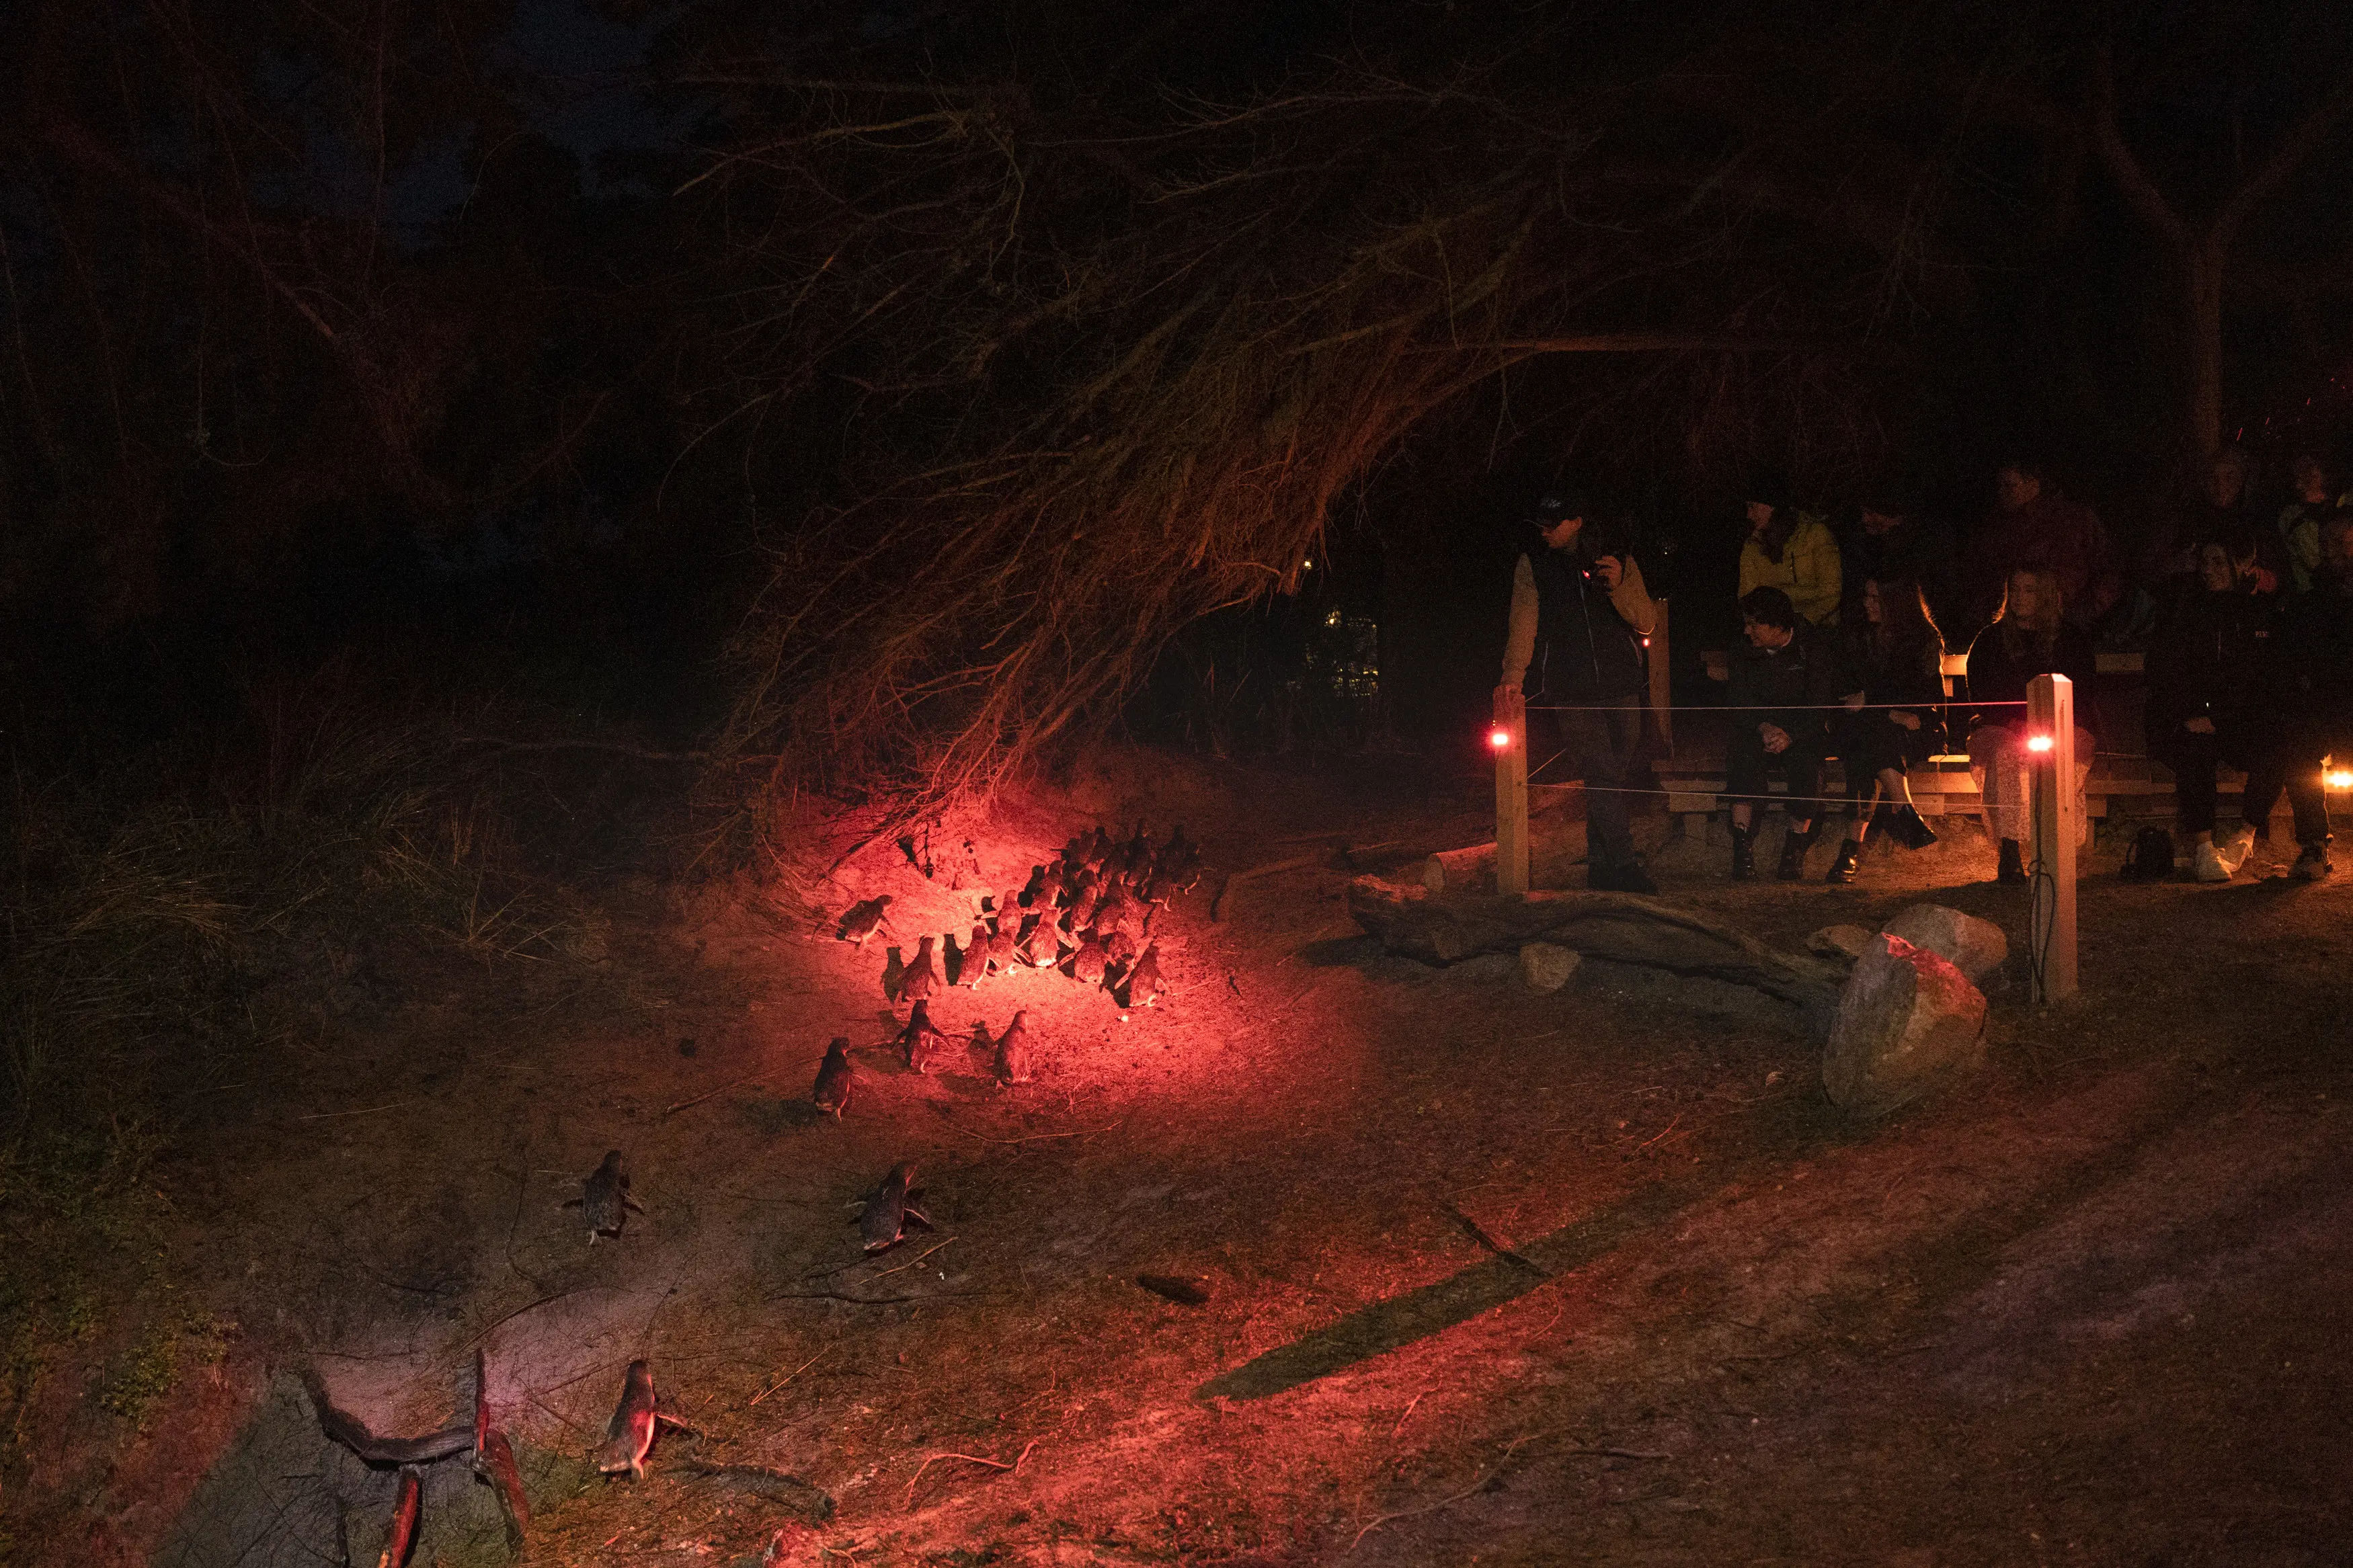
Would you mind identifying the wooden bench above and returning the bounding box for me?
[1650,753,2257,833]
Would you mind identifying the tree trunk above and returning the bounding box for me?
[2184,241,2229,458]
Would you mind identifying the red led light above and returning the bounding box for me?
[1488,728,1513,750]
[2026,733,2055,753]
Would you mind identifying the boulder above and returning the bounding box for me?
[1822,933,1987,1117]
[1806,923,1876,962]
[1881,903,2008,984]
[1519,942,1583,993]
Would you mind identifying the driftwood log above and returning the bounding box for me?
[1348,876,1843,1011]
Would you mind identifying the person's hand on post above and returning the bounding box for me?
[1761,722,1790,755]
[1592,554,1623,591]
[2185,716,2216,735]
[1890,710,1921,731]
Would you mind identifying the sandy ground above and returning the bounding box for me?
[30,748,2352,1567]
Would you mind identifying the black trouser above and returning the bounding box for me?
[2147,713,2285,837]
[1837,710,1932,823]
[2278,717,2353,848]
[1527,700,1643,866]
[1726,723,1826,825]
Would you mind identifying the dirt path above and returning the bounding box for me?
[114,756,2353,1566]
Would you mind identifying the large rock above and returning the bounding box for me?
[1519,942,1583,993]
[1822,933,1988,1116]
[1347,877,1843,1012]
[1881,903,2007,984]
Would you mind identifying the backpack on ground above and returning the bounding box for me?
[2120,825,2175,882]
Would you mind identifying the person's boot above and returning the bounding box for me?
[1825,838,1862,884]
[1730,825,1756,882]
[1585,859,1620,892]
[1997,837,2027,884]
[1860,803,1892,848]
[2294,842,2334,881]
[1892,804,1940,850]
[1776,825,1816,881]
[1612,857,1658,895]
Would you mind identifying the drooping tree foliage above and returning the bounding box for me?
[3,0,2350,814]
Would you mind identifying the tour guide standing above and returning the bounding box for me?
[1500,491,1659,892]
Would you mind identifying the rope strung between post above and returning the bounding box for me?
[1520,700,2029,712]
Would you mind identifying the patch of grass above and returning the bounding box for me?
[97,1321,181,1426]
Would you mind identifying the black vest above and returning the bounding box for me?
[1527,547,1646,701]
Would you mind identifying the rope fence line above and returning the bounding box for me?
[1520,699,2028,713]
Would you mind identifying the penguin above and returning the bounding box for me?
[900,935,939,1003]
[836,895,892,946]
[565,1150,644,1244]
[959,923,994,986]
[1120,822,1152,874]
[1157,824,1201,889]
[594,1360,698,1481]
[1103,926,1138,966]
[856,1163,930,1253]
[880,944,905,1002]
[1123,942,1166,1009]
[994,1009,1033,1083]
[1021,918,1063,970]
[897,999,951,1074]
[812,1037,856,1118]
[1068,932,1109,988]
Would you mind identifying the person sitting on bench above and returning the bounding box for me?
[1725,587,1845,881]
[2269,512,2353,880]
[2145,537,2284,880]
[1825,573,1945,883]
[1963,567,2098,885]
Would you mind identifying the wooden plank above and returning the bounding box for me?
[2027,675,2080,1002]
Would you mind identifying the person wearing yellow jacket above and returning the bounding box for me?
[1737,476,1842,627]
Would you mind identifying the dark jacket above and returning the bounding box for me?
[1526,543,1647,702]
[1726,622,1846,743]
[1964,620,2098,741]
[2145,581,2273,736]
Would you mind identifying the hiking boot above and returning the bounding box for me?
[1892,804,1939,850]
[1996,837,2028,885]
[1585,860,1620,892]
[1730,826,1756,882]
[1776,827,1816,882]
[2294,845,2333,881]
[1612,858,1658,895]
[1824,839,1862,884]
[2192,840,2231,883]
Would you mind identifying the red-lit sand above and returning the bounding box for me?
[80,748,2353,1566]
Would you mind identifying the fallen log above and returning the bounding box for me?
[1347,876,1843,1012]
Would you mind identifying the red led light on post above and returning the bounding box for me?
[2026,733,2055,753]
[2327,768,2353,790]
[1489,727,1513,751]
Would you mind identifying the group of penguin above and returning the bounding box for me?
[305,825,1207,1559]
[819,822,1201,1108]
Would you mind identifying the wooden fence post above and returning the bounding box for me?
[2026,673,2079,1002]
[1494,684,1529,896]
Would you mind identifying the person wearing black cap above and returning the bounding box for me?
[1500,490,1659,891]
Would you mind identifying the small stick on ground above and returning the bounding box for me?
[869,1237,956,1278]
[903,1442,1035,1509]
[750,1346,834,1407]
[1350,1436,1531,1551]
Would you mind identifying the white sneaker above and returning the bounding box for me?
[2192,841,2231,883]
[2216,823,2256,874]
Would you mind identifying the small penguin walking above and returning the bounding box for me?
[594,1359,699,1481]
[812,1037,856,1118]
[896,999,951,1073]
[856,1162,931,1253]
[565,1151,645,1243]
[836,895,893,946]
[900,935,940,1003]
[994,1009,1033,1083]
